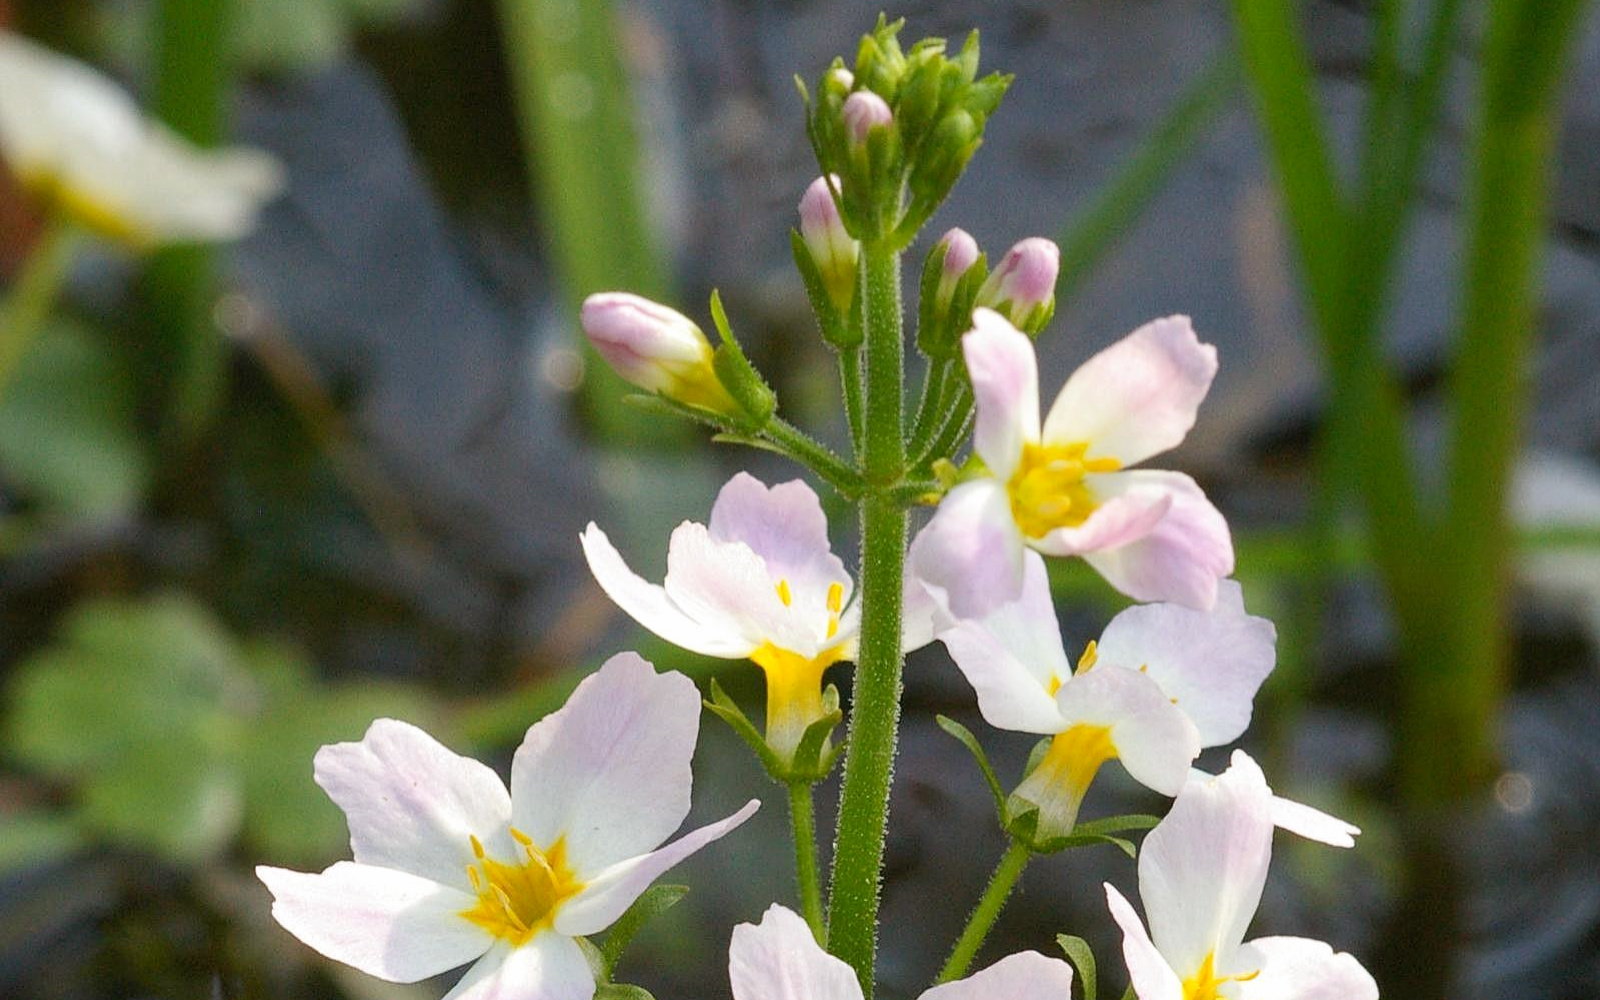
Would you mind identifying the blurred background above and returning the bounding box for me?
[1,1,1597,998]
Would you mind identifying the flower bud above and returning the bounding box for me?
[976,237,1059,335]
[822,65,855,99]
[798,176,858,312]
[917,228,985,359]
[580,293,738,413]
[841,90,893,146]
[935,227,980,303]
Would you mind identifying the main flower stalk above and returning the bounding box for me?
[828,241,906,994]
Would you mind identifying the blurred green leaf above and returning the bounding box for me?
[78,731,243,861]
[0,319,150,515]
[101,0,422,71]
[0,811,86,872]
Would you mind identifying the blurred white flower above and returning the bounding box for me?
[257,653,758,1000]
[0,31,283,247]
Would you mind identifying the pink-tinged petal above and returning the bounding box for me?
[554,800,760,936]
[666,522,819,656]
[1138,751,1274,978]
[1233,937,1378,1000]
[1186,769,1360,847]
[729,904,862,1000]
[1078,471,1234,610]
[708,473,853,618]
[1095,580,1275,746]
[909,480,1027,620]
[1055,666,1200,796]
[937,551,1073,735]
[313,719,513,886]
[1104,884,1184,1000]
[1041,315,1217,467]
[440,935,595,1000]
[257,862,489,983]
[510,653,700,874]
[900,573,940,654]
[963,308,1040,478]
[1028,487,1172,558]
[919,950,1075,1000]
[580,523,754,658]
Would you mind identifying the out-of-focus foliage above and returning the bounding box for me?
[0,318,147,515]
[3,594,436,867]
[103,0,424,71]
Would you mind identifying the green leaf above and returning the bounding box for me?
[935,715,1006,816]
[594,986,656,1000]
[1071,814,1160,838]
[0,811,86,872]
[1056,934,1098,1000]
[0,319,149,515]
[599,884,688,974]
[77,730,242,862]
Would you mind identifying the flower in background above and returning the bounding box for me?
[911,308,1232,617]
[583,473,934,761]
[0,31,282,247]
[1105,752,1378,1000]
[258,653,758,1000]
[580,292,741,415]
[938,552,1355,845]
[730,904,1077,1000]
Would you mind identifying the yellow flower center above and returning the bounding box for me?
[1182,952,1259,1000]
[750,579,850,758]
[1007,441,1121,539]
[459,829,583,945]
[1037,723,1119,798]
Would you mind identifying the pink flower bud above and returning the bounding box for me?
[841,90,893,146]
[937,227,980,282]
[580,292,735,412]
[798,175,858,310]
[977,237,1059,329]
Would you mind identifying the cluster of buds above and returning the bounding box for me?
[801,16,1011,247]
[917,230,1058,359]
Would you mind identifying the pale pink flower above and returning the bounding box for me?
[1105,752,1377,1000]
[976,237,1058,329]
[579,292,738,413]
[257,654,758,1000]
[911,308,1233,617]
[730,904,1076,1000]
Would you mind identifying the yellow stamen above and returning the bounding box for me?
[826,582,843,614]
[1046,673,1064,697]
[1181,952,1259,1000]
[1076,640,1099,674]
[459,835,583,945]
[1007,441,1121,539]
[775,579,793,606]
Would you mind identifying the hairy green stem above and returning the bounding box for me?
[827,242,906,996]
[840,346,865,459]
[905,356,951,455]
[788,781,826,943]
[764,417,865,498]
[937,839,1031,983]
[0,217,81,400]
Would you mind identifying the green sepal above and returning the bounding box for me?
[594,985,656,1000]
[621,392,741,434]
[935,715,1007,818]
[790,229,855,347]
[1056,935,1099,1000]
[787,684,846,783]
[915,240,950,358]
[600,884,689,975]
[705,679,786,778]
[577,936,607,983]
[1011,810,1159,857]
[708,290,776,428]
[1120,984,1137,1000]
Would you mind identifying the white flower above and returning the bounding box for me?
[911,308,1233,618]
[938,552,1353,845]
[583,472,934,759]
[729,904,1077,1000]
[0,31,282,247]
[1104,752,1378,1000]
[257,653,759,1000]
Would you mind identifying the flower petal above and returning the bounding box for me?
[937,551,1073,735]
[1078,471,1234,610]
[257,862,489,983]
[511,653,700,874]
[1055,666,1200,796]
[666,522,819,656]
[1186,769,1359,847]
[1028,485,1172,558]
[963,308,1040,478]
[440,935,596,1000]
[1041,315,1216,466]
[1137,750,1274,978]
[1104,884,1183,1000]
[581,523,755,658]
[919,951,1076,1000]
[728,904,862,1000]
[555,799,760,936]
[909,480,1027,620]
[1095,580,1275,746]
[1233,936,1378,1000]
[709,473,853,611]
[312,718,514,886]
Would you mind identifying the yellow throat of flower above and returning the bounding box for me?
[750,580,848,758]
[1007,441,1121,539]
[459,829,584,945]
[1012,721,1119,841]
[1182,952,1260,1000]
[18,167,148,248]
